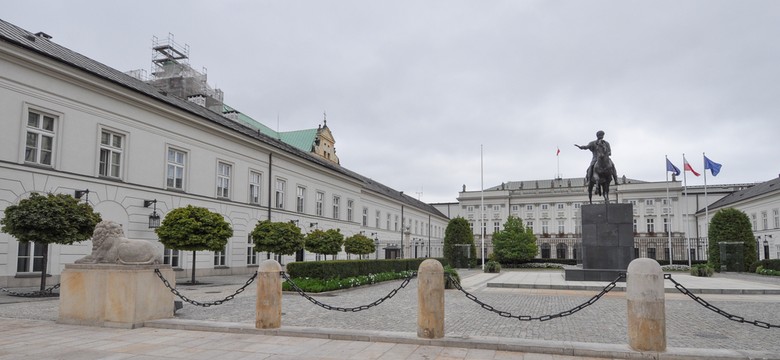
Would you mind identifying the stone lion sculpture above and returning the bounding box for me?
[75,220,162,265]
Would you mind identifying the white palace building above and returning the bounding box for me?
[0,20,448,287]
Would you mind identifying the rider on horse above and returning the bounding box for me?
[575,130,618,188]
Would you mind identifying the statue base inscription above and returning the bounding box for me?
[565,203,633,282]
[58,264,174,328]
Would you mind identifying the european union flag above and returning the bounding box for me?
[704,155,722,176]
[666,158,681,176]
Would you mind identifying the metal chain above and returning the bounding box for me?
[154,269,257,307]
[448,273,625,321]
[664,274,779,329]
[282,271,416,312]
[0,283,60,298]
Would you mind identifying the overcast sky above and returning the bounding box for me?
[4,1,780,203]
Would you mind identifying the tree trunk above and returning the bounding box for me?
[39,244,49,291]
[191,251,197,284]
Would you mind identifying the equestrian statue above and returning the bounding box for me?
[575,130,619,204]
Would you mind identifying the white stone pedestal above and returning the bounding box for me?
[58,264,175,328]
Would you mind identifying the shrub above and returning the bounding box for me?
[443,217,476,268]
[749,259,780,273]
[286,258,436,279]
[491,216,537,264]
[690,264,714,277]
[661,265,690,272]
[484,260,501,273]
[708,208,755,272]
[443,266,460,289]
[282,270,414,293]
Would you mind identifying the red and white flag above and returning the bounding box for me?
[684,158,700,176]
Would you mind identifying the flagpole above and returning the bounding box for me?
[556,146,560,179]
[703,152,709,243]
[665,156,673,265]
[480,145,485,270]
[683,154,691,267]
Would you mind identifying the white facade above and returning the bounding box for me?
[0,21,447,286]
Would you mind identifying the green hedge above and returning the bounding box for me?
[499,258,577,267]
[749,259,780,273]
[286,258,449,279]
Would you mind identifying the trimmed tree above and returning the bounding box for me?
[491,216,538,265]
[708,208,755,272]
[443,217,477,268]
[344,233,376,259]
[1,192,101,290]
[252,220,305,264]
[155,205,233,284]
[305,229,344,260]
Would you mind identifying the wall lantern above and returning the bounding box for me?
[143,199,160,229]
[74,189,89,202]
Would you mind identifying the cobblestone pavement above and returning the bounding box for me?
[1,270,779,355]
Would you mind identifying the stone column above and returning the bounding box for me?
[626,258,666,352]
[256,259,282,329]
[417,259,444,338]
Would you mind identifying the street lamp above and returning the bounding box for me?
[143,199,160,229]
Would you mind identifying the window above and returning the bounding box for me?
[511,205,519,212]
[163,248,180,267]
[493,205,500,211]
[541,220,549,234]
[362,207,368,226]
[24,109,56,166]
[775,209,779,229]
[645,199,655,206]
[762,211,768,230]
[214,247,226,266]
[376,211,382,228]
[99,130,123,178]
[628,200,638,206]
[249,172,262,204]
[296,186,306,213]
[556,243,567,259]
[216,162,231,198]
[347,200,354,222]
[574,203,581,209]
[526,221,533,232]
[16,242,45,272]
[647,247,656,260]
[247,234,258,265]
[332,196,340,220]
[315,191,324,216]
[663,217,670,233]
[646,218,655,233]
[541,204,549,210]
[662,199,669,205]
[633,219,638,233]
[557,220,565,234]
[493,221,500,233]
[166,148,186,190]
[387,213,391,229]
[526,205,533,211]
[275,179,286,209]
[395,215,399,231]
[751,213,757,231]
[557,203,565,210]
[467,206,474,212]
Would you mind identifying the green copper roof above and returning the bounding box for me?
[223,104,317,153]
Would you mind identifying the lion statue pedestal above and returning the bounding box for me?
[58,221,175,328]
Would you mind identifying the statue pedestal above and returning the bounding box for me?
[58,264,175,328]
[565,204,633,282]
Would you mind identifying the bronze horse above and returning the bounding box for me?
[588,153,619,204]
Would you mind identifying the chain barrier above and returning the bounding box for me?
[448,273,624,321]
[154,269,257,307]
[0,283,60,298]
[282,271,416,312]
[664,274,779,329]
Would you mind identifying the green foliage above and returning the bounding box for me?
[443,265,460,289]
[484,260,501,273]
[344,233,375,257]
[1,192,101,245]
[287,258,431,279]
[282,270,414,293]
[443,217,476,268]
[690,264,714,277]
[749,259,780,272]
[491,216,538,264]
[756,266,780,276]
[251,220,305,255]
[708,208,755,271]
[304,229,344,257]
[155,205,232,251]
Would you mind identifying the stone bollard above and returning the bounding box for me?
[256,259,282,329]
[626,258,666,352]
[417,259,444,339]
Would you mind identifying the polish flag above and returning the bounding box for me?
[684,159,700,177]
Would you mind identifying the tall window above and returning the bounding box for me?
[663,217,670,233]
[275,179,286,209]
[557,220,565,234]
[541,220,549,234]
[395,215,399,231]
[166,148,186,190]
[99,130,123,178]
[25,110,56,166]
[633,219,638,233]
[249,171,262,204]
[526,221,534,232]
[762,211,768,230]
[751,213,757,231]
[362,207,368,226]
[216,162,231,198]
[296,186,306,213]
[17,242,45,272]
[387,213,391,229]
[163,248,180,267]
[646,218,655,233]
[493,221,501,233]
[315,192,324,216]
[376,211,382,228]
[332,196,340,220]
[247,234,258,265]
[214,247,226,266]
[774,209,779,228]
[347,200,354,222]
